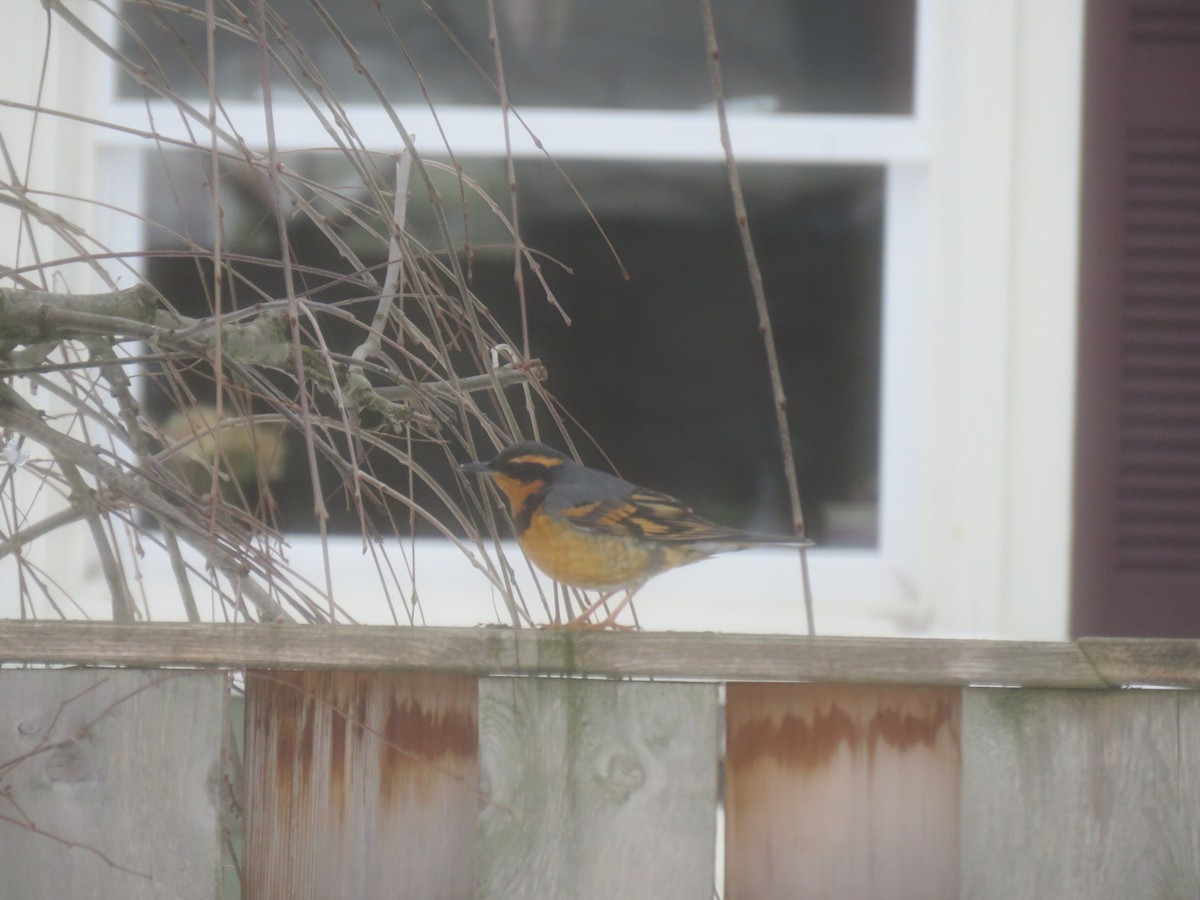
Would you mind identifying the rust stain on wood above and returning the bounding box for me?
[249,672,477,817]
[328,692,348,797]
[727,682,960,771]
[378,680,478,807]
[729,702,859,770]
[244,671,479,896]
[866,699,957,756]
[725,683,962,898]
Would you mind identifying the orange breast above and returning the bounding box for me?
[519,508,665,590]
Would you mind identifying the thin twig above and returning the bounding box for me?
[205,0,229,558]
[351,151,413,369]
[0,811,153,881]
[93,347,200,622]
[373,362,546,402]
[699,0,816,636]
[252,0,333,619]
[486,0,545,445]
[56,453,135,623]
[0,673,193,881]
[0,504,84,560]
[344,152,416,535]
[301,0,532,451]
[0,383,292,622]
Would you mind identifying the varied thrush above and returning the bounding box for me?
[462,441,810,627]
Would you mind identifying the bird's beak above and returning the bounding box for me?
[459,460,492,475]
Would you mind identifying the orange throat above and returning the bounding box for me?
[490,472,545,522]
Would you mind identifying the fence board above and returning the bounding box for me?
[477,678,719,899]
[1180,692,1200,885]
[961,688,1200,899]
[0,669,227,900]
[243,671,477,900]
[725,683,961,900]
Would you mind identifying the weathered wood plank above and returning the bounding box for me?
[1079,637,1200,688]
[961,688,1200,899]
[0,621,1122,687]
[725,683,961,900]
[477,678,718,899]
[1179,692,1200,886]
[243,671,477,899]
[0,669,227,899]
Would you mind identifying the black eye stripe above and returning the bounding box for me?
[514,490,545,534]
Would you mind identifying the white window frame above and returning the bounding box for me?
[4,0,1083,638]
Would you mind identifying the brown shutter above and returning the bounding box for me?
[1073,1,1200,636]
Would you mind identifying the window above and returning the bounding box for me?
[77,0,927,631]
[11,2,1085,637]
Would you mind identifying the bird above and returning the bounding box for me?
[461,440,811,628]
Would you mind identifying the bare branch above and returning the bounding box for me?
[4,1,588,631]
[0,505,84,560]
[0,810,153,881]
[94,346,200,623]
[699,0,816,636]
[0,285,292,368]
[55,450,136,623]
[352,150,413,369]
[0,287,551,433]
[0,382,292,622]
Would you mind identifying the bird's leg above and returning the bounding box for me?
[564,590,617,627]
[590,588,639,629]
[562,584,641,629]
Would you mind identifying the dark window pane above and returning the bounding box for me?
[141,151,882,547]
[487,160,884,547]
[117,0,915,114]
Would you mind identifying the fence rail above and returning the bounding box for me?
[4,621,1200,686]
[2,622,1199,899]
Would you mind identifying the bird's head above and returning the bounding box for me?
[460,441,569,517]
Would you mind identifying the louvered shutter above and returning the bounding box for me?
[1073,0,1200,636]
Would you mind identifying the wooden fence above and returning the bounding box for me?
[2,622,1199,899]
